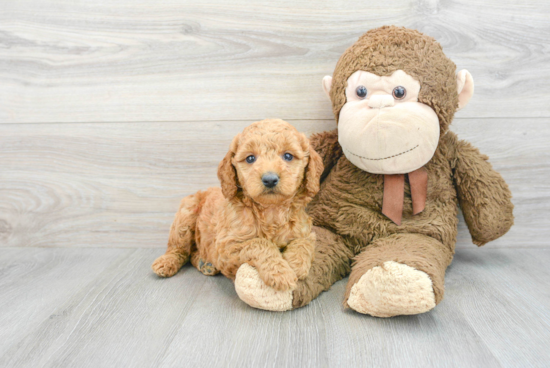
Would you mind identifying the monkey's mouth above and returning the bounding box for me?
[344,145,419,161]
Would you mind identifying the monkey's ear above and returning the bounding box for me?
[456,70,474,111]
[322,76,333,100]
[217,134,240,199]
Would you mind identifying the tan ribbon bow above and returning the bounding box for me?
[382,167,428,225]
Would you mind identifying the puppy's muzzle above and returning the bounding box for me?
[262,172,279,188]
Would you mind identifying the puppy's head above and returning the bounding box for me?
[217,119,323,205]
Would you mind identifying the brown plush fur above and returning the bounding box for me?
[152,119,324,291]
[290,26,514,309]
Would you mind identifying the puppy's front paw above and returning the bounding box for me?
[152,254,185,277]
[283,254,312,280]
[257,259,297,291]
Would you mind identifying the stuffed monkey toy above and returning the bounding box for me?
[234,26,514,317]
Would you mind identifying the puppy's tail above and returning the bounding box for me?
[152,192,202,277]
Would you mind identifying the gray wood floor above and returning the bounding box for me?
[0,247,549,368]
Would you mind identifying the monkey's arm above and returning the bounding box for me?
[453,139,514,246]
[309,129,343,181]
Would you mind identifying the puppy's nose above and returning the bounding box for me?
[262,172,279,188]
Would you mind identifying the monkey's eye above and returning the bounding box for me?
[246,155,256,164]
[283,153,294,162]
[392,86,406,100]
[355,85,368,98]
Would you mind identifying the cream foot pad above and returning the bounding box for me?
[235,264,293,312]
[347,261,436,317]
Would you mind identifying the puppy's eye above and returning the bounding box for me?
[392,86,406,100]
[283,153,293,161]
[246,155,256,164]
[356,85,367,98]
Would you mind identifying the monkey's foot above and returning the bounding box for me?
[347,261,436,317]
[235,264,293,312]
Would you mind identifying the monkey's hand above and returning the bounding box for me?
[309,129,343,182]
[453,139,514,246]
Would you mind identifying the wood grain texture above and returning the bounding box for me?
[1,118,547,249]
[0,247,132,358]
[1,0,549,123]
[0,247,548,367]
[0,248,208,367]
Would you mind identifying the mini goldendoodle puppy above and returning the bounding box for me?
[152,119,323,294]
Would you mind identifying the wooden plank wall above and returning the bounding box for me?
[1,0,549,248]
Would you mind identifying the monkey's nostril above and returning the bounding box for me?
[262,172,279,188]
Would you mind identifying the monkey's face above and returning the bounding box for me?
[335,70,440,174]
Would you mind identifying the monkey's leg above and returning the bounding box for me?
[234,226,352,311]
[151,194,201,277]
[345,233,453,317]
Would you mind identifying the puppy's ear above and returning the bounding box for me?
[217,134,240,199]
[304,144,324,200]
